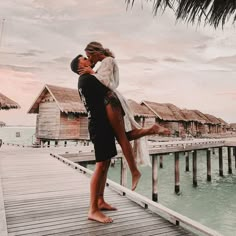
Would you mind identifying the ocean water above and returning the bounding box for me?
[0,127,235,235]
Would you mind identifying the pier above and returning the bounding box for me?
[0,144,224,236]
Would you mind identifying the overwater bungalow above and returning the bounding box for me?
[0,121,6,127]
[127,99,156,127]
[203,113,221,133]
[0,92,20,110]
[180,109,207,136]
[28,84,88,145]
[141,101,187,136]
[230,123,236,132]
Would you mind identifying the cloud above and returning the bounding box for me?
[0,64,38,72]
[163,57,184,63]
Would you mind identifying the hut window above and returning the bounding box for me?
[68,113,75,120]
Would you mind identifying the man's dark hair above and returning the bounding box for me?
[70,54,83,75]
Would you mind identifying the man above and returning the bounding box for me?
[71,55,116,223]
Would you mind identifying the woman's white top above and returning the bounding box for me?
[94,57,151,166]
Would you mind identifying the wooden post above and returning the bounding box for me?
[152,154,158,202]
[174,152,180,194]
[234,147,236,169]
[64,141,67,147]
[206,149,211,181]
[159,155,163,168]
[185,152,190,172]
[47,141,50,147]
[228,147,232,174]
[55,140,58,147]
[219,147,223,177]
[212,148,215,155]
[192,150,197,187]
[120,158,127,187]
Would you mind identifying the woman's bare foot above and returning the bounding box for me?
[149,124,170,136]
[132,171,141,191]
[98,200,117,211]
[88,210,113,223]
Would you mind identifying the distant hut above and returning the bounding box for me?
[0,121,6,127]
[127,99,156,127]
[216,118,228,133]
[181,109,207,136]
[28,84,88,145]
[141,101,187,136]
[203,114,221,133]
[229,123,236,132]
[0,93,20,110]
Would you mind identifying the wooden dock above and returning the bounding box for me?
[0,145,222,236]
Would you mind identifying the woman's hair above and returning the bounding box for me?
[85,41,115,58]
[70,54,82,74]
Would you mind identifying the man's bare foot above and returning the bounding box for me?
[88,210,113,223]
[150,124,170,136]
[98,200,117,211]
[132,171,141,191]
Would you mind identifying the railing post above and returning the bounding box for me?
[228,147,232,174]
[159,155,163,168]
[120,157,127,187]
[175,152,180,194]
[219,147,223,177]
[206,149,211,181]
[185,152,190,172]
[152,154,158,202]
[192,150,197,187]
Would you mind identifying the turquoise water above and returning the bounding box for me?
[1,127,235,235]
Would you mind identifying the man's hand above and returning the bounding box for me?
[78,66,94,75]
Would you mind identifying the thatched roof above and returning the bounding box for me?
[126,0,236,28]
[142,100,186,121]
[181,109,207,124]
[28,84,87,114]
[127,99,156,118]
[0,93,20,110]
[217,117,228,126]
[203,113,221,124]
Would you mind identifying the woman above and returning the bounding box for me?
[80,42,170,190]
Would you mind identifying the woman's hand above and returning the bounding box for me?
[78,66,94,75]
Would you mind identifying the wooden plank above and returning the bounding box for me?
[0,164,8,236]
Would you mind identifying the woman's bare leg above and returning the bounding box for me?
[126,125,171,141]
[106,104,141,191]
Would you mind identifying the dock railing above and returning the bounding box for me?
[50,152,223,236]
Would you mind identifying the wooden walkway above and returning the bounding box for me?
[0,146,221,236]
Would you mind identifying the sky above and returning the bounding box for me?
[0,0,236,126]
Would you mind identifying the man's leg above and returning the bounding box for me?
[97,159,117,211]
[105,104,141,191]
[88,161,113,223]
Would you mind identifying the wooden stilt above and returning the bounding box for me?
[159,155,163,168]
[64,141,67,147]
[207,149,211,181]
[185,152,190,172]
[228,147,232,174]
[219,147,223,177]
[234,147,236,169]
[152,154,158,202]
[192,150,197,187]
[55,140,58,147]
[174,152,180,194]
